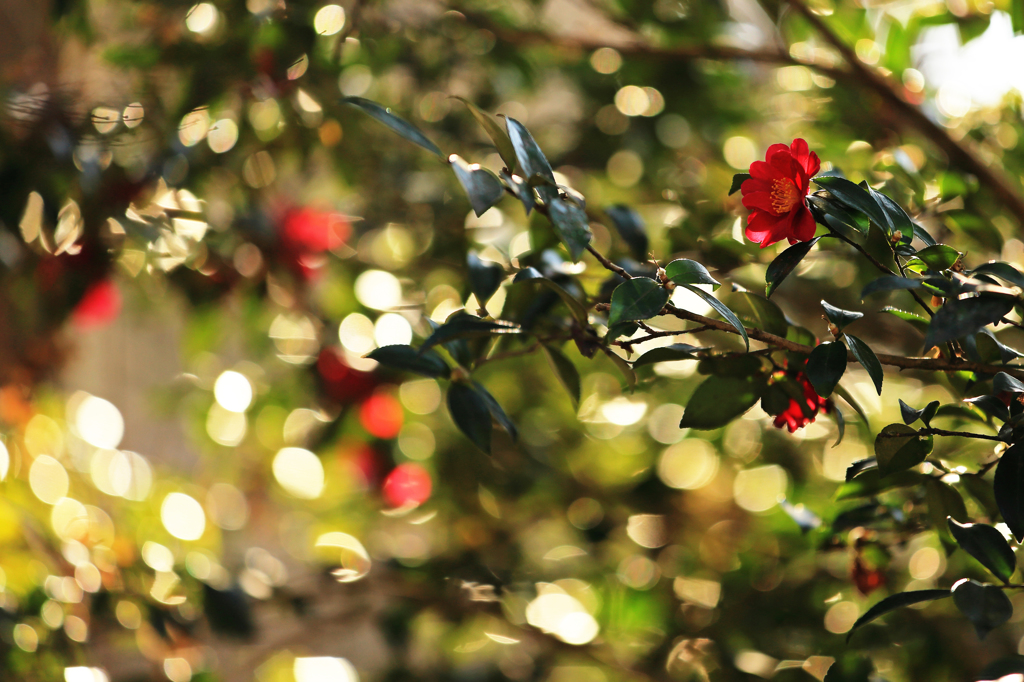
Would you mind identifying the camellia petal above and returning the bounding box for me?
[740,138,820,248]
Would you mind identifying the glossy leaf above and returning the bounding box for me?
[765,236,823,298]
[502,171,535,215]
[367,345,451,379]
[947,518,1016,583]
[421,314,521,352]
[861,275,923,298]
[821,300,863,331]
[870,188,916,239]
[845,334,883,395]
[450,155,506,217]
[924,294,1016,350]
[679,375,763,429]
[452,97,516,173]
[541,344,580,407]
[665,259,720,290]
[447,382,493,454]
[684,285,749,351]
[473,381,517,443]
[467,252,504,304]
[608,277,669,326]
[512,267,589,325]
[846,589,950,641]
[807,194,869,237]
[952,578,1014,639]
[913,244,962,271]
[814,176,888,227]
[632,343,708,368]
[995,443,1024,541]
[994,371,1024,395]
[341,97,442,157]
[874,423,932,476]
[605,205,648,261]
[973,261,1024,290]
[729,173,750,195]
[547,196,593,262]
[805,341,847,398]
[833,405,846,447]
[503,117,556,202]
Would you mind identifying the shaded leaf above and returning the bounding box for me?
[421,314,521,352]
[680,375,763,429]
[836,469,928,500]
[814,176,888,227]
[512,267,589,325]
[979,656,1024,681]
[924,294,1016,350]
[833,405,846,447]
[729,173,750,195]
[501,171,535,215]
[995,443,1024,541]
[805,341,847,398]
[871,188,916,240]
[473,381,517,442]
[447,382,492,454]
[994,371,1024,394]
[900,399,921,425]
[367,345,451,379]
[947,518,1016,583]
[450,155,506,217]
[467,252,504,304]
[861,275,924,298]
[765,236,823,298]
[821,300,863,331]
[823,656,873,682]
[609,277,669,326]
[874,423,932,476]
[846,334,883,395]
[952,578,1013,639]
[685,286,749,351]
[665,259,720,290]
[846,589,950,641]
[973,261,1024,290]
[503,117,556,202]
[726,291,788,337]
[203,583,256,640]
[964,395,1009,422]
[452,97,516,173]
[541,344,580,407]
[807,194,869,237]
[632,343,708,368]
[547,196,593,262]
[927,479,968,542]
[342,97,442,157]
[605,205,648,261]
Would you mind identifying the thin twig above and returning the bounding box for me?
[586,244,631,279]
[877,427,1005,442]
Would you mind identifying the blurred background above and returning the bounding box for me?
[3,0,1024,680]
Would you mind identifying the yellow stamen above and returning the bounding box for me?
[770,179,800,214]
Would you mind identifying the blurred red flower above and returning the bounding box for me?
[773,370,831,433]
[741,139,820,248]
[317,347,378,405]
[383,463,432,508]
[71,279,122,329]
[281,208,350,253]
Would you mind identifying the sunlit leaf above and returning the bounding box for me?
[608,277,669,326]
[665,259,720,291]
[450,155,506,217]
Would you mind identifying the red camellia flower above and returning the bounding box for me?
[282,208,351,253]
[71,279,122,329]
[741,139,820,248]
[773,370,831,433]
[382,463,432,508]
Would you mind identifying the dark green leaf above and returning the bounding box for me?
[467,252,504,304]
[765,237,824,298]
[900,399,921,425]
[729,173,750,196]
[927,480,968,542]
[452,97,516,173]
[920,400,939,426]
[665,259,720,290]
[421,314,521,352]
[605,321,638,341]
[952,578,1013,639]
[821,300,863,331]
[685,286,749,351]
[965,395,1010,422]
[367,345,451,379]
[541,344,580,407]
[547,196,593,263]
[342,97,442,158]
[994,371,1024,394]
[861,275,924,298]
[632,343,708,368]
[512,268,589,325]
[963,472,1002,521]
[725,291,788,337]
[871,188,916,240]
[846,589,950,641]
[846,458,876,482]
[814,176,888,227]
[608,277,669,326]
[450,155,506,217]
[833,405,846,447]
[605,205,648,261]
[203,583,256,640]
[501,170,535,215]
[924,294,1016,350]
[834,383,870,427]
[913,244,962,271]
[473,381,517,442]
[874,423,932,476]
[807,194,869,237]
[947,518,1016,583]
[503,117,556,202]
[845,334,883,395]
[995,443,1024,541]
[679,375,763,429]
[805,341,847,398]
[836,469,928,499]
[447,382,492,453]
[973,261,1024,290]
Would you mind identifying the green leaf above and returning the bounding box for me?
[632,343,708,368]
[861,275,923,298]
[680,375,763,429]
[834,383,870,427]
[846,589,951,641]
[900,399,921,425]
[473,381,517,443]
[920,400,939,426]
[547,196,593,262]
[665,259,720,290]
[684,286,749,351]
[447,382,492,453]
[608,277,669,326]
[947,518,1016,583]
[845,334,883,395]
[874,423,932,476]
[512,267,589,325]
[1013,0,1024,34]
[973,261,1024,290]
[729,173,750,196]
[541,344,580,407]
[725,291,787,336]
[995,443,1024,541]
[807,194,869,237]
[924,294,1016,350]
[870,188,916,240]
[821,300,863,331]
[367,345,451,379]
[880,306,930,332]
[452,97,516,174]
[450,155,506,217]
[605,205,648,261]
[503,117,556,202]
[814,176,888,228]
[912,244,962,271]
[836,469,928,500]
[341,97,442,158]
[421,314,521,352]
[952,578,1013,640]
[994,371,1024,395]
[467,252,504,304]
[765,236,823,298]
[805,341,847,398]
[502,170,535,215]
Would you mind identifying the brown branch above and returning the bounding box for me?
[586,243,632,279]
[877,427,1005,442]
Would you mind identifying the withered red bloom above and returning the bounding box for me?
[741,139,820,248]
[773,370,831,433]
